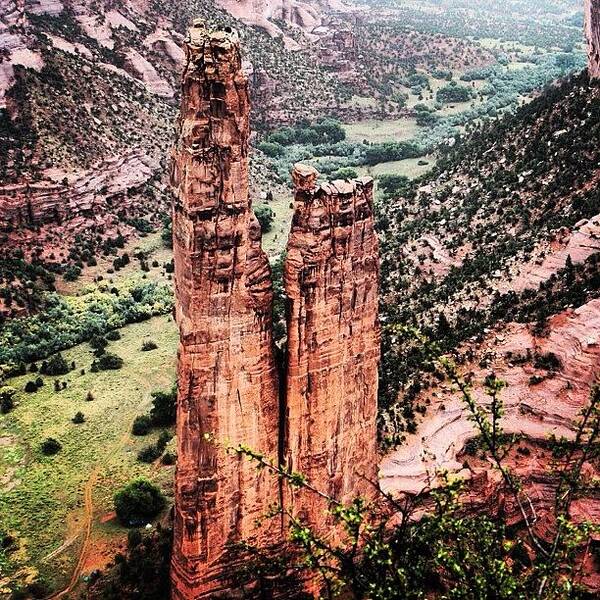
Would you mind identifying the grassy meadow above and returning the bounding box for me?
[0,315,178,596]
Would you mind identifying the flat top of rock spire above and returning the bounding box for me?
[188,20,240,47]
[292,162,373,195]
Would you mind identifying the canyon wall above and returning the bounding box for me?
[586,0,600,78]
[284,164,380,527]
[0,153,157,230]
[170,22,281,598]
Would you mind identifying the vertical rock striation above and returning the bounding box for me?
[283,164,380,528]
[586,0,600,79]
[171,23,380,599]
[170,22,280,599]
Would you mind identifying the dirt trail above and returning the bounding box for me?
[45,470,98,600]
[39,318,176,599]
[44,363,172,599]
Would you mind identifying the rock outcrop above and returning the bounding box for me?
[380,298,600,495]
[0,152,157,230]
[284,164,380,527]
[170,22,281,599]
[171,25,381,598]
[586,0,600,78]
[216,0,328,49]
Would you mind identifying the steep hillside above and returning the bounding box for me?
[0,0,342,318]
[376,59,600,589]
[0,0,344,182]
[378,71,600,429]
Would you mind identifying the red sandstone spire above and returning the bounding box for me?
[283,164,380,528]
[170,21,281,599]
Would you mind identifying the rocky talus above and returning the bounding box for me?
[284,164,380,528]
[170,23,280,599]
[586,0,600,79]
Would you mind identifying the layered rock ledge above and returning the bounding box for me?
[380,298,600,496]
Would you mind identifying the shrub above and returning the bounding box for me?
[72,411,85,424]
[41,438,62,455]
[89,335,108,350]
[63,265,81,281]
[0,386,16,414]
[42,353,70,376]
[161,451,177,465]
[141,340,158,352]
[156,430,173,453]
[24,380,38,393]
[97,353,124,370]
[35,377,43,388]
[132,415,153,436]
[86,391,94,401]
[254,205,275,233]
[105,330,121,341]
[150,387,177,426]
[533,352,562,372]
[138,445,162,463]
[113,478,166,526]
[127,528,143,548]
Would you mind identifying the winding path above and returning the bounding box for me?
[44,470,98,600]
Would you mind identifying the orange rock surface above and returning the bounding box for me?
[170,22,281,599]
[586,0,600,79]
[170,27,381,597]
[283,164,380,528]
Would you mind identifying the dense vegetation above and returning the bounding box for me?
[0,280,172,366]
[377,70,600,437]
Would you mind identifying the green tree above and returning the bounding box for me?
[254,205,275,233]
[114,478,166,527]
[150,386,177,426]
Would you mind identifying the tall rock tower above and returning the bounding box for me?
[283,164,380,528]
[170,22,281,599]
[586,0,600,78]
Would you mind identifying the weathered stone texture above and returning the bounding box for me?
[283,164,380,528]
[170,22,280,599]
[0,152,157,229]
[586,0,600,78]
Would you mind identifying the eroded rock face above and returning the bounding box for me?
[586,0,600,78]
[284,164,380,527]
[0,152,157,229]
[380,299,600,496]
[217,0,327,49]
[170,23,281,599]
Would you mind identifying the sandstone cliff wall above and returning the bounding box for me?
[0,152,157,230]
[170,22,281,599]
[586,0,600,78]
[283,164,380,527]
